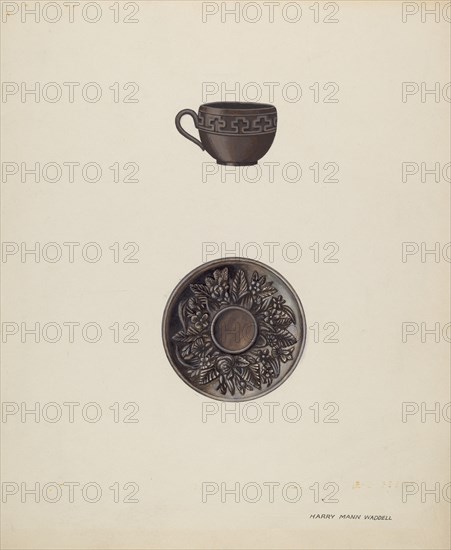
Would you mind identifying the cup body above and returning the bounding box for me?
[197,102,277,166]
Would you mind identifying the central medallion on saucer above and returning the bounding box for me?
[211,306,258,354]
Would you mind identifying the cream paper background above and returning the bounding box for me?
[1,1,450,549]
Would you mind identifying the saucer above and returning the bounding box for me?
[162,258,306,401]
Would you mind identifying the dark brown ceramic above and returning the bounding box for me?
[162,258,306,402]
[175,102,277,166]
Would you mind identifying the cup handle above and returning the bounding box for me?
[175,109,205,151]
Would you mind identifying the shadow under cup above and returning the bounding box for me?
[175,102,277,166]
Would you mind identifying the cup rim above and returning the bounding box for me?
[200,101,276,114]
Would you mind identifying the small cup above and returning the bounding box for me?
[175,102,277,166]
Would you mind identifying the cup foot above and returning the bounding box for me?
[217,161,257,166]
